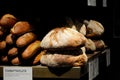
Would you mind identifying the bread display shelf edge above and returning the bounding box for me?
[0,48,109,79]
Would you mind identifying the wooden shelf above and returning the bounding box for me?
[0,48,110,79]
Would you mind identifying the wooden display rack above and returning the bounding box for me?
[0,48,110,79]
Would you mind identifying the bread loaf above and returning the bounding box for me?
[0,41,6,50]
[16,32,37,47]
[10,21,32,35]
[8,47,18,57]
[86,20,104,38]
[21,40,41,59]
[1,55,8,63]
[41,27,86,49]
[93,40,106,50]
[5,34,15,45]
[11,57,21,65]
[0,14,17,28]
[85,39,96,51]
[40,52,87,67]
[32,50,46,65]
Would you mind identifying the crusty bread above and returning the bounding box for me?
[40,47,88,67]
[11,57,21,65]
[21,40,41,59]
[8,47,18,57]
[0,14,17,28]
[86,20,104,38]
[0,40,6,50]
[10,21,32,35]
[32,50,46,65]
[40,51,88,67]
[5,34,14,45]
[93,40,106,50]
[85,38,96,51]
[41,27,86,49]
[16,32,36,47]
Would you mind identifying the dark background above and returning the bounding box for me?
[0,0,119,79]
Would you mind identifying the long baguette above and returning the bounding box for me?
[21,40,41,59]
[16,32,36,47]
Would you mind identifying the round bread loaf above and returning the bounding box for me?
[40,27,86,49]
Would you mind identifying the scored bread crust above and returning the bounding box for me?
[40,27,86,49]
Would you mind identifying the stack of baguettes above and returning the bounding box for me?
[0,14,42,65]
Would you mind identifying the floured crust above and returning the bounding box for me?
[40,27,86,49]
[86,20,104,38]
[40,51,88,67]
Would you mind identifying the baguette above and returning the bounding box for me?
[5,34,15,45]
[0,41,6,50]
[11,57,21,65]
[8,47,18,57]
[21,40,41,59]
[10,21,32,35]
[32,50,46,65]
[0,14,17,28]
[16,32,37,47]
[1,55,8,63]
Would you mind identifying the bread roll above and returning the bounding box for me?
[1,55,8,63]
[16,32,37,47]
[10,21,32,35]
[5,34,15,45]
[0,41,6,50]
[21,40,41,59]
[41,27,86,49]
[11,57,21,65]
[86,20,104,38]
[0,14,17,28]
[0,30,3,37]
[8,47,18,57]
